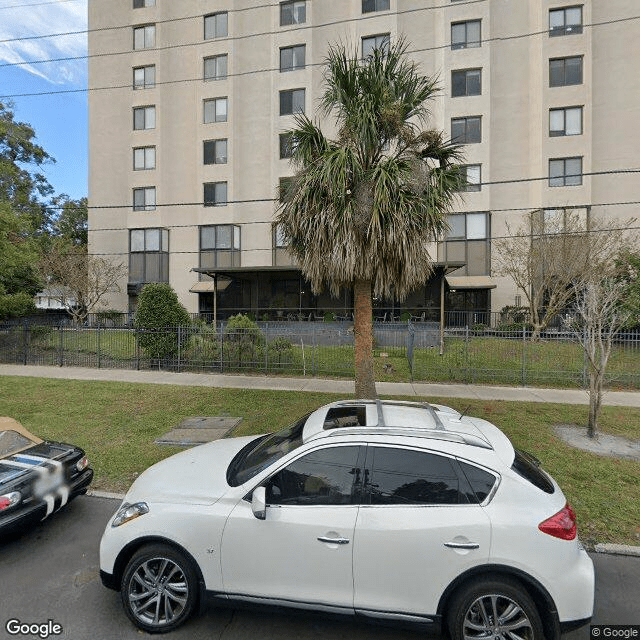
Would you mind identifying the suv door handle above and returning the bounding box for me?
[317,536,350,545]
[444,541,480,550]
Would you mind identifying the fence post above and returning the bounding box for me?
[465,325,470,384]
[220,326,224,373]
[97,323,101,369]
[264,325,269,373]
[521,324,526,386]
[136,329,140,371]
[177,326,182,373]
[22,322,28,365]
[312,323,317,377]
[58,325,64,367]
[582,326,588,389]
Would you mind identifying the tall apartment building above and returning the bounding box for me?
[88,0,640,322]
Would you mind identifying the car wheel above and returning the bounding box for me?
[447,577,544,640]
[120,543,199,634]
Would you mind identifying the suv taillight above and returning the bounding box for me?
[538,502,577,540]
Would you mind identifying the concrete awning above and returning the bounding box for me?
[445,276,497,290]
[189,281,218,293]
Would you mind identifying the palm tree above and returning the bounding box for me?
[276,39,464,398]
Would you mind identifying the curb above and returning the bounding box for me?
[593,543,640,557]
[87,489,125,501]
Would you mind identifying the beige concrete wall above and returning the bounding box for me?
[89,0,639,315]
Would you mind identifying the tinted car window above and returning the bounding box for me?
[368,448,465,505]
[226,415,308,487]
[266,446,360,506]
[458,460,497,502]
[512,449,555,494]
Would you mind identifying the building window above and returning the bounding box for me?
[438,212,490,276]
[549,106,583,136]
[204,139,227,165]
[204,12,228,40]
[541,207,588,234]
[549,56,583,87]
[280,89,305,115]
[129,228,168,284]
[451,116,481,144]
[451,20,481,50]
[280,1,306,26]
[549,6,583,36]
[452,69,481,97]
[278,177,294,203]
[133,65,155,89]
[204,97,227,123]
[204,182,228,206]
[133,0,155,7]
[204,55,228,81]
[280,45,306,72]
[362,33,390,58]
[362,0,390,13]
[133,24,155,50]
[133,106,155,130]
[549,157,582,187]
[200,225,240,270]
[279,133,295,159]
[273,222,295,266]
[133,187,156,211]
[133,146,156,170]
[458,164,481,192]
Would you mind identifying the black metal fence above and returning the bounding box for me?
[2,321,640,389]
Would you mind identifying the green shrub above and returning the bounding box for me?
[133,283,191,360]
[323,311,335,322]
[223,314,264,368]
[495,322,534,334]
[400,311,411,322]
[0,292,36,319]
[471,323,487,334]
[96,309,124,326]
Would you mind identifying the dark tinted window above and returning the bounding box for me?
[511,449,554,494]
[458,460,497,502]
[323,406,367,429]
[267,446,360,506]
[368,448,465,505]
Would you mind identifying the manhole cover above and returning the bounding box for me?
[155,416,242,447]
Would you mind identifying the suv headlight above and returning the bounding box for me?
[112,502,149,528]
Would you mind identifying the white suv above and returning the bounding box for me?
[100,400,594,637]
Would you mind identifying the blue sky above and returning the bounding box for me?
[0,0,88,201]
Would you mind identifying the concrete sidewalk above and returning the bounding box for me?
[3,363,640,407]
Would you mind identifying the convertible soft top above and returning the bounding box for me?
[0,416,44,458]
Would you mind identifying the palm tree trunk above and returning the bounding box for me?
[353,279,377,399]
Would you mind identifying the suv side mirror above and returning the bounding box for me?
[251,486,266,520]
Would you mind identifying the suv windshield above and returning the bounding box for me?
[226,414,308,487]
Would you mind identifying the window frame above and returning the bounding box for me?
[200,224,241,271]
[133,65,155,90]
[203,181,228,206]
[451,19,481,50]
[362,33,391,58]
[133,24,155,50]
[549,106,583,137]
[451,116,481,144]
[133,0,155,7]
[279,44,306,72]
[549,56,583,87]
[204,97,228,123]
[133,105,156,130]
[451,68,482,97]
[129,228,169,285]
[204,12,228,40]
[133,146,156,171]
[549,5,583,37]
[132,186,156,211]
[362,0,390,14]
[279,88,305,115]
[280,0,306,26]
[458,164,481,192]
[548,157,583,187]
[203,138,228,165]
[204,54,228,81]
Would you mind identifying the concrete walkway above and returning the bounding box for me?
[3,363,640,407]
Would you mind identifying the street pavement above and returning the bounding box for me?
[3,363,640,407]
[0,495,638,640]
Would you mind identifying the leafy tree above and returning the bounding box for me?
[50,195,88,246]
[276,39,463,398]
[615,250,640,326]
[133,283,191,361]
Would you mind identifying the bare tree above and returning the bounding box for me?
[571,275,632,438]
[494,209,632,340]
[39,242,126,324]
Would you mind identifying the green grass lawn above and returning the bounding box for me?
[0,375,638,547]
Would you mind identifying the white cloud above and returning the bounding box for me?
[0,0,88,86]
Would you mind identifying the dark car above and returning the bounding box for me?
[0,417,93,535]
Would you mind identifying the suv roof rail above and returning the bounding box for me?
[320,427,493,449]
